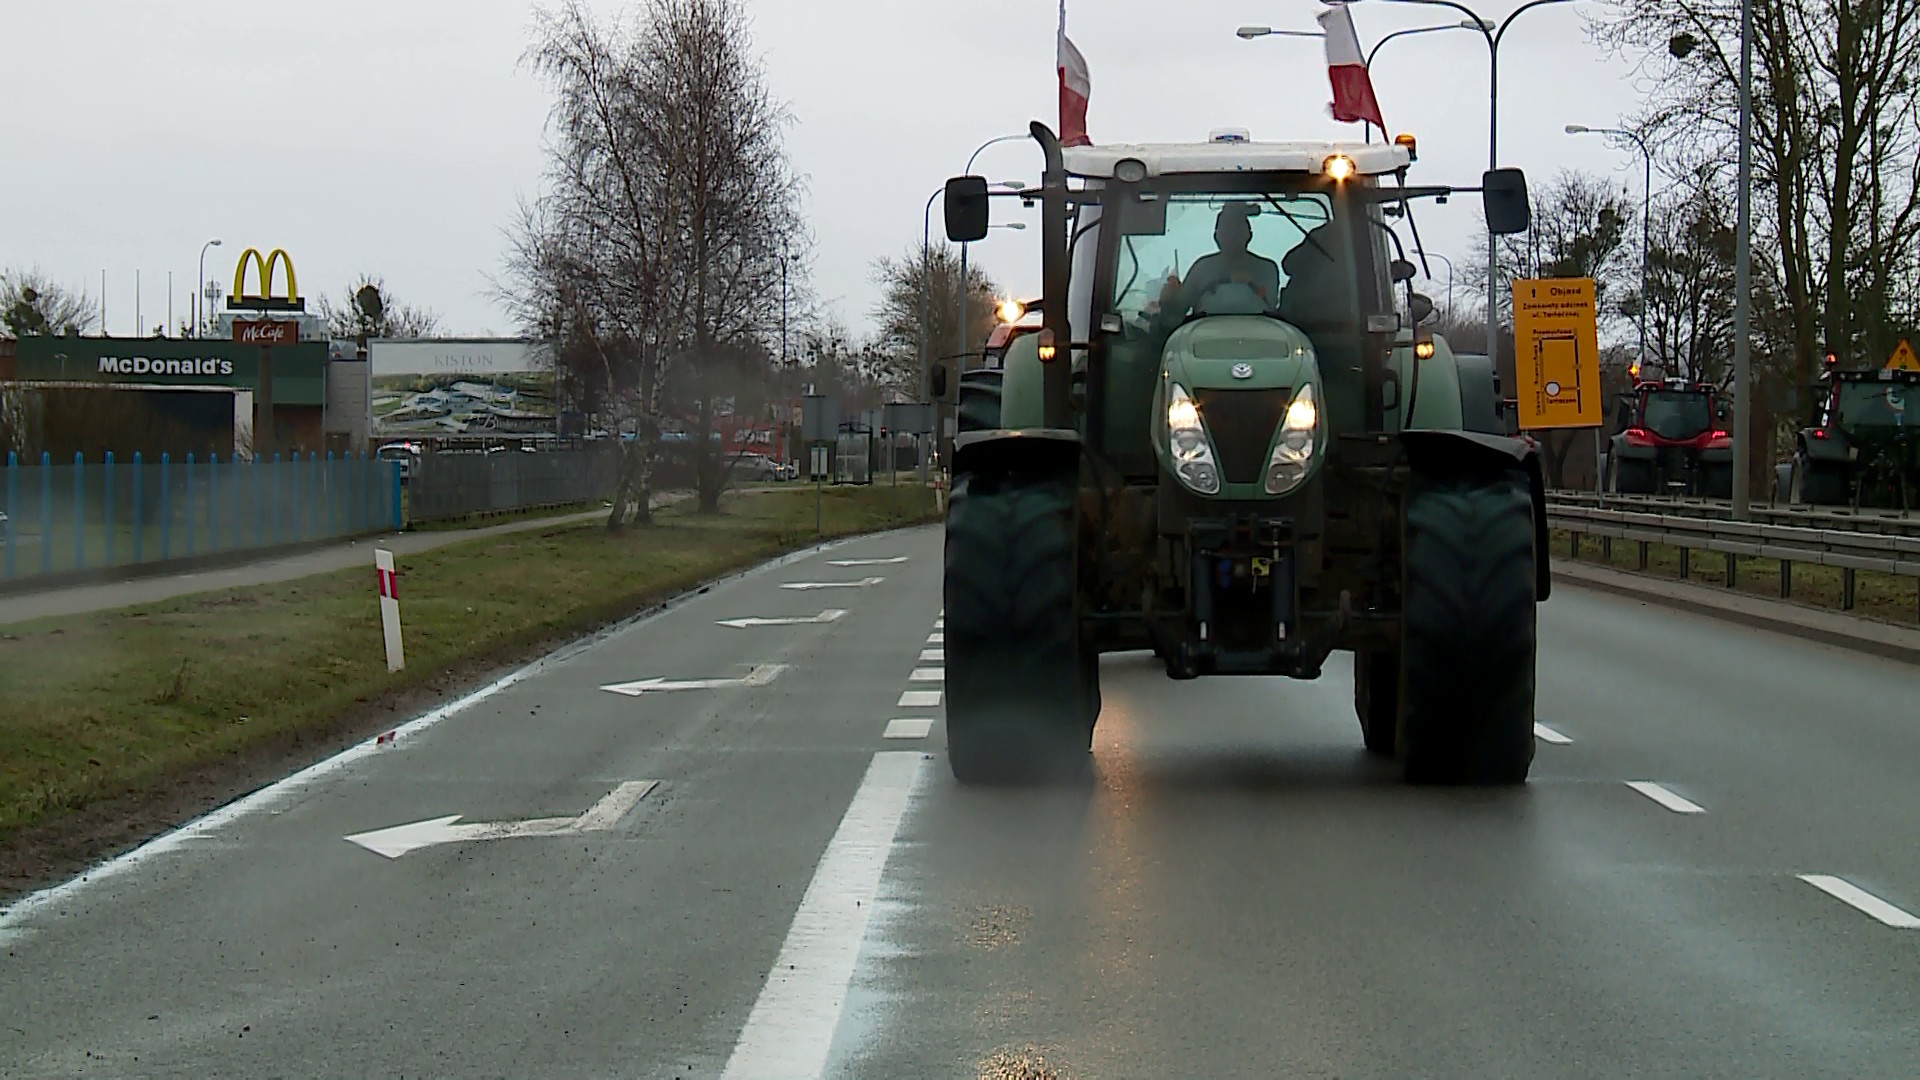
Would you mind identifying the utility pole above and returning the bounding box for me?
[1731,0,1754,518]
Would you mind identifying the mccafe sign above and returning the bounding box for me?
[233,319,298,345]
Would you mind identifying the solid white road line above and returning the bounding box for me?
[1799,875,1920,929]
[721,751,927,1079]
[926,632,943,644]
[897,690,942,708]
[882,718,933,739]
[908,667,943,683]
[1625,781,1706,814]
[919,648,943,662]
[827,556,908,566]
[1533,722,1573,745]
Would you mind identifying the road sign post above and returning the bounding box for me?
[1512,277,1605,491]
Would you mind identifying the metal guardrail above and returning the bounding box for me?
[1548,491,1920,539]
[1548,502,1920,618]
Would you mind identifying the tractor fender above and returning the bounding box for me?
[1799,432,1851,465]
[1400,429,1552,602]
[1610,438,1659,462]
[1451,350,1504,435]
[951,428,1082,482]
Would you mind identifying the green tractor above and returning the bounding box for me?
[1791,360,1920,509]
[932,123,1551,786]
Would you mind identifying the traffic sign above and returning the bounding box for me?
[1512,277,1603,430]
[1888,339,1920,373]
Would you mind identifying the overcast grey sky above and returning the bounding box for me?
[2,1,1649,340]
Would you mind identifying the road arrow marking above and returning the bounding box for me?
[599,664,787,697]
[827,556,908,566]
[344,780,657,859]
[716,610,846,629]
[781,577,885,591]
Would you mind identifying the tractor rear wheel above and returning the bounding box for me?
[1353,649,1399,757]
[1397,467,1538,785]
[956,370,1004,433]
[1613,457,1655,494]
[1701,461,1733,499]
[1792,453,1847,506]
[944,465,1094,784]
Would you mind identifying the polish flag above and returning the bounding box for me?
[1058,2,1091,147]
[1317,3,1385,130]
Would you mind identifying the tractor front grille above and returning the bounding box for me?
[1195,388,1287,486]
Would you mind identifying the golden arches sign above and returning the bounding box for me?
[230,247,303,311]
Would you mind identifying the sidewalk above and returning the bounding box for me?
[0,502,649,627]
[1554,559,1920,667]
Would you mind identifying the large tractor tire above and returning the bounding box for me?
[944,464,1094,784]
[1397,467,1538,785]
[1791,453,1847,506]
[1700,461,1733,499]
[1353,649,1399,757]
[1612,457,1656,494]
[956,370,1004,433]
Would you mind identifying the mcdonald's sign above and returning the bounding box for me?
[229,247,304,312]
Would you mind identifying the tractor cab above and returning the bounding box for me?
[979,300,1042,371]
[1793,354,1920,508]
[1608,375,1733,496]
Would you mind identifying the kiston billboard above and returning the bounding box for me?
[366,337,555,438]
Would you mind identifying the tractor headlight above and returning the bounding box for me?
[1166,383,1221,495]
[1265,383,1318,494]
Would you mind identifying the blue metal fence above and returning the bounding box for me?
[0,451,402,585]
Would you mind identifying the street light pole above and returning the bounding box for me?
[196,238,222,339]
[920,185,943,404]
[1370,0,1576,404]
[1565,125,1652,370]
[1360,21,1490,142]
[1732,0,1753,518]
[956,136,1030,378]
[1425,252,1456,317]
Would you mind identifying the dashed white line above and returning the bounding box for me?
[1799,875,1920,929]
[926,632,943,644]
[919,648,943,662]
[933,618,944,628]
[1625,781,1706,814]
[1533,722,1572,745]
[720,751,928,1079]
[897,689,942,708]
[882,718,933,739]
[908,667,943,683]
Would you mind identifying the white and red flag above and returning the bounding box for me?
[1317,3,1386,130]
[1058,2,1091,147]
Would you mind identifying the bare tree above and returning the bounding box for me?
[1465,169,1638,334]
[507,0,803,526]
[869,243,1003,397]
[1639,178,1738,386]
[1590,0,1920,379]
[2,267,97,337]
[317,274,442,341]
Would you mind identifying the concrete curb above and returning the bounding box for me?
[1553,561,1920,668]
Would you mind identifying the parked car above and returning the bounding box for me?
[375,442,423,484]
[731,452,795,482]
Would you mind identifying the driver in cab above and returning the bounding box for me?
[1155,203,1280,321]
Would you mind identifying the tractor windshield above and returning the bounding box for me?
[1639,389,1714,441]
[1835,381,1914,429]
[1110,192,1339,324]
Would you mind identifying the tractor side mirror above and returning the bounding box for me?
[1716,401,1731,423]
[930,363,949,400]
[1482,168,1531,235]
[1390,259,1417,284]
[1407,292,1435,325]
[944,176,990,243]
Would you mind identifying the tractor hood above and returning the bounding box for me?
[1154,315,1327,500]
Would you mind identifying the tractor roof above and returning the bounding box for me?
[1063,140,1410,179]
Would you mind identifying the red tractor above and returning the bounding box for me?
[1605,376,1734,497]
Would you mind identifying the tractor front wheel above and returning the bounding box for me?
[1396,467,1538,785]
[944,465,1094,784]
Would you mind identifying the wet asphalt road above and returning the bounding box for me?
[4,524,1919,1079]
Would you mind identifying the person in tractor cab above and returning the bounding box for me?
[1156,203,1281,320]
[1273,222,1346,330]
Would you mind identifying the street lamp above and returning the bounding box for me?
[195,238,222,338]
[1424,252,1456,317]
[1565,124,1652,375]
[957,131,1034,375]
[1235,26,1325,38]
[1351,0,1579,399]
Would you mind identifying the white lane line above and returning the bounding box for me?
[919,648,943,662]
[933,618,944,628]
[1625,781,1706,814]
[926,632,943,644]
[908,667,943,683]
[897,689,942,708]
[721,751,927,1079]
[828,556,908,566]
[882,718,933,739]
[1799,875,1920,929]
[1533,722,1573,745]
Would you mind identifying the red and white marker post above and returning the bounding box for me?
[375,548,405,672]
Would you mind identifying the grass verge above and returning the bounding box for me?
[0,483,937,888]
[1549,528,1920,626]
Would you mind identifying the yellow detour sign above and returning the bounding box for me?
[1888,339,1920,372]
[1512,277,1603,429]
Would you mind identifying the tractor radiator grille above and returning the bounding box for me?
[1195,388,1287,486]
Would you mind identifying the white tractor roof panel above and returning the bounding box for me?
[1062,141,1410,178]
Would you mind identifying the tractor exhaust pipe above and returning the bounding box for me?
[1031,121,1072,431]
